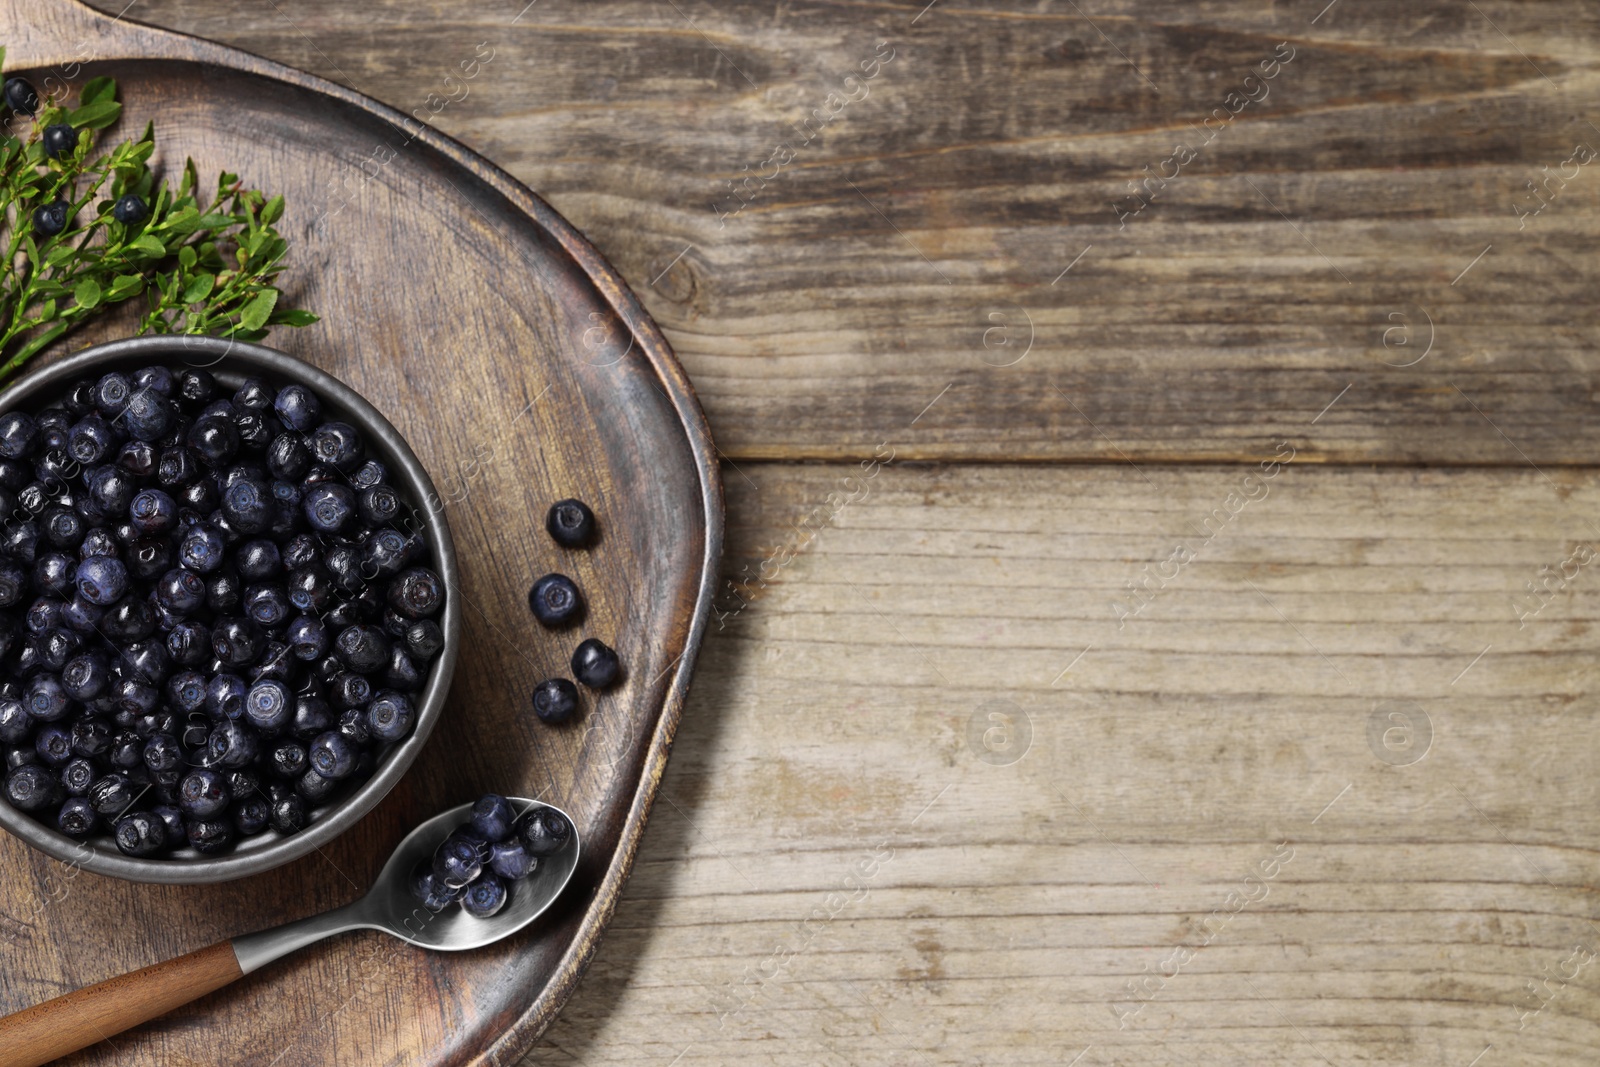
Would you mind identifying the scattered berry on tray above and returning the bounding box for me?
[530,678,577,725]
[527,573,581,628]
[570,638,620,690]
[0,364,446,858]
[410,794,571,918]
[544,498,595,548]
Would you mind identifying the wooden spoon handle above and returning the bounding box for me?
[0,940,242,1067]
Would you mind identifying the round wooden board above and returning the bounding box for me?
[0,1,723,1064]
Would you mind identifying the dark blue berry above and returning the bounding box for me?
[67,413,113,463]
[294,767,339,805]
[308,730,355,779]
[106,193,150,228]
[4,77,39,115]
[32,199,68,237]
[303,482,356,534]
[205,673,247,721]
[234,794,271,835]
[388,566,443,620]
[236,538,281,580]
[0,562,26,607]
[365,690,414,743]
[244,583,291,628]
[221,478,271,534]
[157,446,200,488]
[101,594,156,642]
[244,679,293,734]
[309,422,363,472]
[269,791,309,834]
[68,717,111,759]
[328,671,371,712]
[531,678,579,724]
[25,674,70,722]
[186,817,232,854]
[336,706,372,747]
[411,861,462,911]
[0,699,31,744]
[177,523,225,573]
[211,616,263,667]
[433,834,485,888]
[126,489,177,538]
[33,723,72,765]
[360,528,411,578]
[272,384,321,432]
[86,465,136,517]
[471,794,515,842]
[42,123,77,159]
[489,838,535,880]
[334,623,389,673]
[462,873,508,918]
[92,373,132,416]
[0,412,37,459]
[122,388,169,441]
[61,652,110,701]
[186,415,239,467]
[87,773,135,817]
[292,694,334,741]
[41,506,84,548]
[284,614,328,662]
[546,498,596,547]
[571,638,620,690]
[32,552,74,597]
[268,739,308,779]
[142,732,182,774]
[351,460,388,490]
[154,567,206,614]
[74,554,128,605]
[57,795,97,837]
[528,573,581,628]
[165,619,211,666]
[205,568,241,613]
[405,618,444,660]
[115,810,168,856]
[207,720,258,769]
[519,807,572,857]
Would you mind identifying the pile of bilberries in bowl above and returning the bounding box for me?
[0,337,459,882]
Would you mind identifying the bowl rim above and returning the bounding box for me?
[0,335,460,884]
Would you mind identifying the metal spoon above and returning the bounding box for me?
[0,797,580,1067]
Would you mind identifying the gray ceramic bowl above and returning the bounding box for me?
[0,336,459,883]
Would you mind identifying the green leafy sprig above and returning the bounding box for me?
[0,48,316,382]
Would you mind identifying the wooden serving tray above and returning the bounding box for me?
[0,1,722,1064]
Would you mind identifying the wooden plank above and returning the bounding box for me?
[85,0,1600,464]
[529,460,1600,1065]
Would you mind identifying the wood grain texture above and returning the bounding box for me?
[532,461,1600,1067]
[0,941,241,1067]
[77,0,1600,465]
[0,1,721,1065]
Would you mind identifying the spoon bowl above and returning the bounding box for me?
[0,797,580,1067]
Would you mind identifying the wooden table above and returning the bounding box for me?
[83,2,1600,1064]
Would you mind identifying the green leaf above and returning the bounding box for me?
[108,274,143,299]
[260,194,285,226]
[81,77,118,107]
[239,288,278,332]
[73,279,103,310]
[68,100,122,130]
[178,245,197,269]
[271,308,319,327]
[130,234,165,256]
[181,273,215,303]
